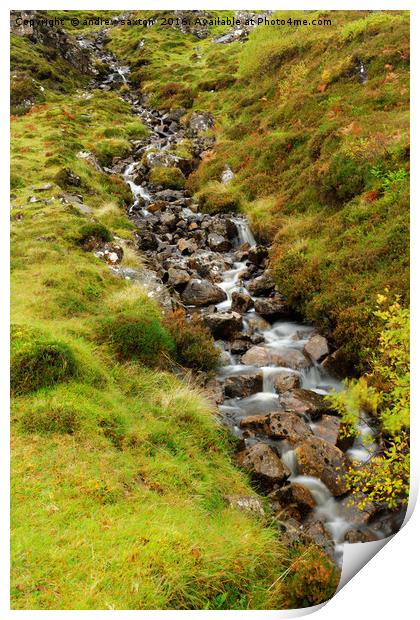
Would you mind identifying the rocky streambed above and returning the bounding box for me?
[79,30,403,564]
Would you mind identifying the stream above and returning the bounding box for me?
[78,29,400,565]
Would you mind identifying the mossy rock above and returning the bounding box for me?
[149,166,186,190]
[11,325,78,396]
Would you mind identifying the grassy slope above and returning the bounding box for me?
[109,10,409,373]
[10,18,341,610]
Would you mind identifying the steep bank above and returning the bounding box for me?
[10,12,340,611]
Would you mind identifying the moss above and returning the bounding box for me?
[149,165,186,189]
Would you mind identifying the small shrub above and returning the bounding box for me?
[77,223,112,247]
[99,313,175,366]
[282,544,340,608]
[149,166,185,190]
[11,325,78,396]
[163,309,220,373]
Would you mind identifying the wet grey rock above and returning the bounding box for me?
[271,371,301,393]
[247,272,275,296]
[208,232,232,253]
[177,238,197,255]
[303,520,335,559]
[181,278,227,306]
[279,388,333,420]
[248,245,268,266]
[154,189,186,202]
[204,311,242,339]
[254,295,291,320]
[236,443,291,487]
[304,333,329,363]
[240,411,313,444]
[339,493,378,526]
[231,291,254,314]
[344,528,378,543]
[223,370,263,398]
[160,212,177,231]
[269,483,316,521]
[137,229,158,251]
[166,267,190,289]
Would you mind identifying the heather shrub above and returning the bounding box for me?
[163,309,220,373]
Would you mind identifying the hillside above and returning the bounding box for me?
[10,9,409,611]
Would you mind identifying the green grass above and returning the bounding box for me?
[10,22,342,610]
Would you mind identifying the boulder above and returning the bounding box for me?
[204,311,243,339]
[231,291,254,313]
[160,211,177,231]
[272,371,301,393]
[236,443,291,486]
[304,333,329,363]
[181,279,227,306]
[154,189,186,202]
[137,229,158,251]
[224,371,263,398]
[254,295,291,320]
[247,315,271,332]
[166,267,190,288]
[279,388,333,419]
[265,412,314,443]
[247,272,275,296]
[269,483,316,521]
[248,245,268,266]
[177,238,198,255]
[312,415,340,445]
[208,232,232,252]
[295,436,349,496]
[240,411,313,444]
[241,346,310,369]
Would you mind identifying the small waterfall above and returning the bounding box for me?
[233,217,256,246]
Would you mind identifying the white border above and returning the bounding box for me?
[3,2,417,618]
